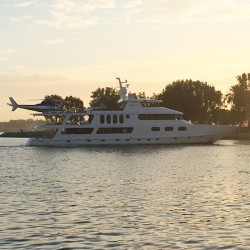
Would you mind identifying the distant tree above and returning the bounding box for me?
[137,92,146,98]
[44,95,85,124]
[213,109,234,125]
[44,94,64,106]
[64,96,85,112]
[157,80,222,123]
[225,73,250,126]
[89,87,120,109]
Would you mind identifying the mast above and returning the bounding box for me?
[117,77,128,103]
[116,77,162,104]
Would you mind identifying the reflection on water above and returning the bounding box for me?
[0,139,249,249]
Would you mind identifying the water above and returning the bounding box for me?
[0,138,249,249]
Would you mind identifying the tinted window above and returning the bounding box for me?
[97,127,134,134]
[165,127,174,131]
[119,115,124,124]
[100,115,105,124]
[107,115,111,124]
[178,127,187,131]
[138,114,181,120]
[113,115,117,124]
[151,127,160,131]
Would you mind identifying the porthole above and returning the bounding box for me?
[178,126,187,131]
[165,127,174,131]
[151,127,160,131]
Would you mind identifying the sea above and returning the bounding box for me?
[0,138,249,250]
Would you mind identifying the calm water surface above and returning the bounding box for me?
[0,138,249,249]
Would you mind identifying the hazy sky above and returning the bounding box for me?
[1,0,250,121]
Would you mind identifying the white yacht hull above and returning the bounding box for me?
[26,124,237,147]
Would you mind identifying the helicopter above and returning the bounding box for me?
[8,97,66,113]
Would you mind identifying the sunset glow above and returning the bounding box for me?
[1,0,250,121]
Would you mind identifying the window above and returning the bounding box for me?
[100,115,105,124]
[165,127,174,131]
[119,115,124,124]
[62,128,94,134]
[107,115,111,124]
[113,115,117,124]
[97,127,134,134]
[178,127,187,131]
[151,127,160,131]
[126,114,130,119]
[138,114,182,120]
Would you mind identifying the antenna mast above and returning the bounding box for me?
[117,77,128,101]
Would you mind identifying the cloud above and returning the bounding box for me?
[0,48,19,55]
[37,39,64,44]
[32,0,117,29]
[14,1,35,8]
[34,11,97,29]
[7,16,34,24]
[121,0,250,23]
[52,0,116,12]
[4,0,250,31]
[122,0,143,9]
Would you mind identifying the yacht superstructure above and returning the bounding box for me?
[25,78,236,146]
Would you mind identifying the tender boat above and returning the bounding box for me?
[26,78,237,146]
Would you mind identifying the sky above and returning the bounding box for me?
[1,0,250,121]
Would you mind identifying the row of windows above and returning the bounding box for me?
[61,127,133,135]
[61,126,187,135]
[139,114,182,120]
[62,128,94,134]
[100,114,130,124]
[99,114,182,124]
[151,126,187,132]
[97,127,133,134]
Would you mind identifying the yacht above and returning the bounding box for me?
[26,78,237,146]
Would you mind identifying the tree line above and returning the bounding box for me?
[44,72,250,126]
